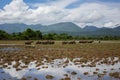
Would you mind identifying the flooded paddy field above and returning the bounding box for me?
[0,40,120,80]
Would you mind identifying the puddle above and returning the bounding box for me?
[0,58,119,80]
[0,47,22,52]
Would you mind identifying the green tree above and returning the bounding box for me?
[35,30,42,40]
[58,33,73,40]
[23,28,36,40]
[0,30,10,40]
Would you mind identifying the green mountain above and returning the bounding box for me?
[0,22,82,35]
[83,26,98,31]
[47,22,81,32]
[0,22,120,36]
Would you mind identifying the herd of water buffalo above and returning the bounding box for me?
[25,40,94,45]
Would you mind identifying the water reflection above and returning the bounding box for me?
[0,68,15,80]
[0,47,22,52]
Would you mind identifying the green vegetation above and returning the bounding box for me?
[0,30,10,40]
[11,28,42,40]
[0,28,120,40]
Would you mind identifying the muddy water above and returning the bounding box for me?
[0,47,22,52]
[0,58,119,80]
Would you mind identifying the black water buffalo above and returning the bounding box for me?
[62,41,68,45]
[25,41,33,45]
[36,40,55,45]
[62,41,76,44]
[68,41,76,44]
[79,40,94,43]
[36,41,42,44]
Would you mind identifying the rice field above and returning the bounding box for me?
[0,40,120,80]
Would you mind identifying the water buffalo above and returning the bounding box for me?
[36,40,55,45]
[25,41,33,45]
[62,41,76,44]
[79,40,94,43]
[62,41,68,45]
[36,41,42,44]
[68,41,76,44]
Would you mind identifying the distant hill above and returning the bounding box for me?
[83,26,98,31]
[114,26,120,31]
[0,22,120,36]
[0,23,44,33]
[47,22,81,32]
[0,22,81,33]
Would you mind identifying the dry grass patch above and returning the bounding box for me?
[61,77,71,80]
[109,72,120,79]
[21,65,28,69]
[16,68,22,71]
[21,77,27,80]
[46,74,54,79]
[2,64,8,68]
[34,78,38,80]
[71,71,77,75]
[96,68,99,71]
[83,72,89,75]
[93,71,98,75]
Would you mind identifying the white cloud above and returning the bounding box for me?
[104,22,115,28]
[87,11,103,21]
[64,3,120,27]
[31,0,78,8]
[0,0,29,23]
[0,0,120,28]
[4,0,28,12]
[49,0,78,8]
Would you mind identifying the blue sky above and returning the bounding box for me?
[0,0,120,9]
[0,0,47,9]
[0,0,120,28]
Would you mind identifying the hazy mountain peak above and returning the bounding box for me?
[47,22,81,32]
[83,25,98,31]
[49,22,79,27]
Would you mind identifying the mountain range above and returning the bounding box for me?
[0,22,120,36]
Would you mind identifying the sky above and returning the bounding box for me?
[0,0,120,28]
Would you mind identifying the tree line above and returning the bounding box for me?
[0,28,120,40]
